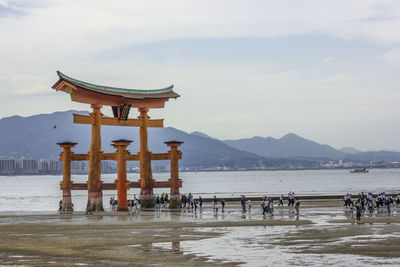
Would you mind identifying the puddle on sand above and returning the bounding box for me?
[179,226,400,266]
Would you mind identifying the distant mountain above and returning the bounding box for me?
[223,133,345,159]
[340,147,362,154]
[223,134,400,162]
[190,131,211,139]
[0,110,267,168]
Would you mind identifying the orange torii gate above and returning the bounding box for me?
[52,71,182,211]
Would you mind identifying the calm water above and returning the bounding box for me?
[0,168,399,213]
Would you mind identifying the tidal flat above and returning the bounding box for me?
[0,199,399,266]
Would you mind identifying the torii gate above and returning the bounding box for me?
[52,71,182,211]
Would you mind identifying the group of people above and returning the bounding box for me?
[344,192,400,221]
[287,192,296,206]
[211,195,225,212]
[261,197,274,215]
[286,192,301,214]
[181,193,201,210]
[181,193,300,215]
[109,196,118,211]
[155,193,169,209]
[64,192,303,215]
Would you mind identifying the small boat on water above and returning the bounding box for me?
[350,168,369,173]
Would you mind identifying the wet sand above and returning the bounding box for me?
[0,199,399,266]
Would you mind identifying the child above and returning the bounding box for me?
[247,199,252,212]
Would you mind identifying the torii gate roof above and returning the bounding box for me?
[52,71,180,108]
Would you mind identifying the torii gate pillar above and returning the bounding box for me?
[112,139,132,211]
[58,142,77,213]
[139,107,155,208]
[88,104,103,211]
[165,141,184,208]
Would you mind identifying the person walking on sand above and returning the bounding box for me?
[181,194,187,208]
[221,199,225,212]
[267,197,274,214]
[213,195,217,210]
[128,200,133,213]
[386,196,391,215]
[85,200,92,215]
[58,199,63,212]
[278,195,284,207]
[199,196,203,209]
[191,196,195,209]
[241,195,246,212]
[133,197,139,213]
[112,198,117,211]
[261,199,266,215]
[355,201,362,221]
[295,198,300,215]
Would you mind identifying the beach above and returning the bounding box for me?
[0,198,399,266]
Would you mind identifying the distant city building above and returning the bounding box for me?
[49,160,62,172]
[38,160,63,173]
[0,159,16,174]
[20,158,38,173]
[38,160,48,172]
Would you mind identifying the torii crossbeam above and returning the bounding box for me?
[52,71,181,211]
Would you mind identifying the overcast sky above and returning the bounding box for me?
[0,0,400,151]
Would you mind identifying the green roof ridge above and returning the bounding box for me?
[57,71,174,95]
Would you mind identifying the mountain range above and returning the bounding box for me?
[1,110,400,168]
[223,134,346,159]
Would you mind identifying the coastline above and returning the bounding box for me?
[2,166,400,176]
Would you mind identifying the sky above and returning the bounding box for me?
[0,0,400,151]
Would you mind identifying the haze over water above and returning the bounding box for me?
[0,168,399,214]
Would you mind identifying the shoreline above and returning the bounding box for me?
[1,166,400,176]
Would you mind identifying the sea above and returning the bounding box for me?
[0,168,399,214]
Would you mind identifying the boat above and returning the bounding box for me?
[350,168,369,173]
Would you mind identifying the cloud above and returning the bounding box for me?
[382,47,400,66]
[323,57,334,62]
[1,0,400,65]
[0,73,53,97]
[0,1,399,83]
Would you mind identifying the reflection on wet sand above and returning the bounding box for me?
[0,199,399,266]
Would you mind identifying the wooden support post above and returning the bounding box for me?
[88,104,104,211]
[165,141,184,208]
[139,107,154,208]
[58,142,77,213]
[112,139,132,211]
